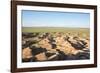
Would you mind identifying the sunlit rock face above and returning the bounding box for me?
[22,47,33,62]
[22,32,90,62]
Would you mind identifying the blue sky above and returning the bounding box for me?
[22,10,90,28]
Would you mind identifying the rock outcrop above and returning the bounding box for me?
[22,32,90,62]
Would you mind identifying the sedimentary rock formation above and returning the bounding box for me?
[22,32,90,62]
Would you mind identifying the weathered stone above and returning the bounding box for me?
[22,32,90,61]
[35,52,47,61]
[22,47,33,59]
[30,46,47,55]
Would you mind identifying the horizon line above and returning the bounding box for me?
[22,26,90,28]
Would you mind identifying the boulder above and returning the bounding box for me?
[75,52,90,60]
[35,52,47,61]
[22,47,33,60]
[30,46,47,56]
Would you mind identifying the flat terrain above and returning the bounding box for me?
[22,27,90,38]
[22,27,89,32]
